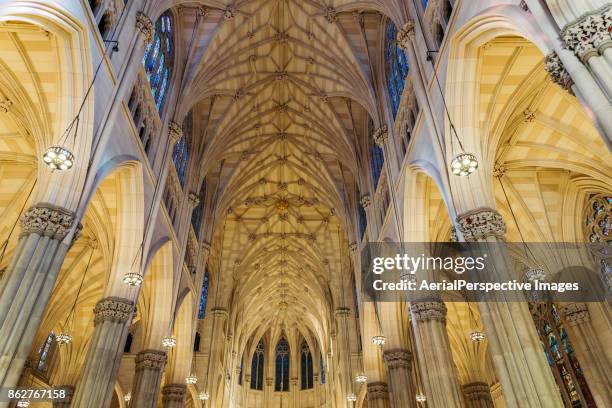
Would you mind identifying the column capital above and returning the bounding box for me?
[410,301,447,323]
[168,121,183,144]
[462,381,493,402]
[20,203,76,241]
[290,377,298,386]
[456,207,506,241]
[349,241,358,252]
[383,348,412,370]
[0,98,12,113]
[372,125,389,147]
[265,377,273,386]
[52,386,75,407]
[135,12,154,44]
[162,384,187,403]
[135,349,167,371]
[559,302,590,326]
[211,307,229,318]
[188,192,200,207]
[367,381,389,400]
[544,51,574,93]
[396,21,415,50]
[360,194,372,209]
[93,297,134,326]
[560,4,612,62]
[324,7,338,23]
[334,307,351,317]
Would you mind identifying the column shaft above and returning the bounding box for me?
[131,349,167,408]
[382,349,417,408]
[462,382,494,408]
[52,386,75,408]
[71,297,134,408]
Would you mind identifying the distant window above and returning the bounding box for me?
[173,110,193,186]
[194,332,201,352]
[320,354,325,384]
[197,269,209,319]
[124,333,133,353]
[192,181,206,238]
[37,332,55,372]
[275,337,290,391]
[251,340,265,390]
[300,341,313,389]
[142,11,174,113]
[384,20,410,118]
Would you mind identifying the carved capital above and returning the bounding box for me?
[462,382,493,402]
[135,349,167,371]
[560,4,612,62]
[410,301,447,323]
[383,348,412,370]
[349,241,358,252]
[224,6,237,20]
[162,384,187,403]
[367,382,389,400]
[360,194,372,209]
[0,99,12,113]
[372,126,389,147]
[265,377,273,386]
[334,307,351,317]
[188,192,200,207]
[20,203,76,241]
[325,7,338,23]
[135,12,154,44]
[168,121,183,144]
[559,302,590,326]
[211,307,229,318]
[456,207,506,241]
[544,51,574,93]
[397,21,415,50]
[93,297,134,326]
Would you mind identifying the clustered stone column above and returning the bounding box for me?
[130,349,167,408]
[409,301,464,408]
[559,303,612,407]
[382,349,416,408]
[162,384,187,408]
[462,382,494,408]
[0,203,76,390]
[456,207,563,408]
[71,297,134,408]
[367,382,390,408]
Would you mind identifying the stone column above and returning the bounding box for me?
[162,384,187,408]
[462,382,494,408]
[456,208,563,408]
[264,377,273,407]
[367,382,390,408]
[382,349,416,408]
[71,297,134,408]
[131,349,168,408]
[409,301,464,408]
[559,303,612,407]
[0,203,77,392]
[52,386,75,408]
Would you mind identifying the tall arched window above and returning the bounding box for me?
[197,269,209,319]
[300,341,313,389]
[142,10,174,113]
[275,337,290,391]
[358,198,367,240]
[251,340,265,390]
[37,332,55,372]
[384,19,410,118]
[173,110,193,186]
[320,354,325,384]
[192,181,206,239]
[529,303,595,407]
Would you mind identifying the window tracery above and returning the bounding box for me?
[384,20,410,118]
[251,340,265,390]
[584,194,611,244]
[142,11,174,113]
[300,340,313,389]
[275,337,290,391]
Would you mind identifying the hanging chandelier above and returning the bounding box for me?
[450,153,478,176]
[355,373,367,383]
[199,392,209,400]
[416,393,427,403]
[43,146,74,171]
[526,267,546,282]
[470,330,486,342]
[162,336,177,348]
[16,400,30,407]
[371,335,386,347]
[186,373,198,384]
[124,393,131,402]
[347,393,357,402]
[122,271,143,287]
[55,332,73,345]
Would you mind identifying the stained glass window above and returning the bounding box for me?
[422,0,429,9]
[300,341,313,389]
[529,303,596,407]
[239,357,243,385]
[584,194,611,244]
[320,354,325,384]
[37,332,55,372]
[384,20,410,118]
[251,340,265,390]
[142,10,174,114]
[197,269,209,319]
[354,283,360,318]
[358,202,367,240]
[173,110,193,186]
[192,181,206,239]
[275,337,290,391]
[372,144,384,188]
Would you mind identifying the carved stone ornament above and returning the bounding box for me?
[188,192,200,207]
[325,7,338,23]
[396,21,415,50]
[383,348,412,370]
[367,382,389,400]
[544,51,574,93]
[135,12,154,44]
[560,4,612,62]
[372,126,389,147]
[334,307,351,317]
[410,301,447,323]
[360,194,372,209]
[211,307,229,318]
[162,384,187,403]
[135,349,167,371]
[168,121,183,144]
[0,98,12,113]
[559,302,590,326]
[349,242,358,252]
[20,203,76,241]
[462,382,493,401]
[224,6,237,20]
[93,297,134,326]
[456,207,506,241]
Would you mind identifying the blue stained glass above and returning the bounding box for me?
[142,10,173,114]
[251,340,265,390]
[384,20,410,118]
[354,284,360,318]
[192,181,206,238]
[372,144,384,188]
[320,354,325,384]
[197,270,209,319]
[422,0,429,8]
[358,204,367,240]
[275,338,290,391]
